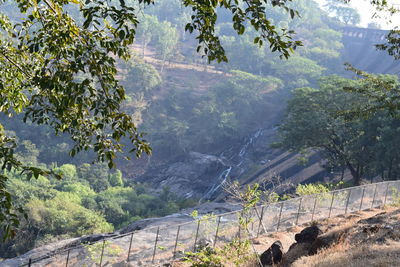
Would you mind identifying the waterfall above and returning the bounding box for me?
[200,128,265,201]
[200,166,232,202]
[237,128,263,166]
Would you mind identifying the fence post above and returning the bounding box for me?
[66,249,70,267]
[359,186,366,211]
[173,225,181,259]
[257,206,265,237]
[295,198,303,225]
[251,207,257,232]
[28,258,32,267]
[238,211,243,240]
[238,220,241,240]
[213,216,221,248]
[328,192,335,218]
[99,240,105,267]
[371,183,378,208]
[311,196,318,221]
[127,232,134,262]
[152,227,160,264]
[345,189,352,214]
[384,182,390,206]
[193,220,201,251]
[276,202,284,231]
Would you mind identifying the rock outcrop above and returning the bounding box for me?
[294,225,322,244]
[260,240,283,266]
[137,152,229,199]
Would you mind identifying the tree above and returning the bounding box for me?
[325,0,361,25]
[277,74,400,185]
[154,20,180,72]
[77,163,111,192]
[0,0,302,238]
[271,56,326,88]
[26,192,113,236]
[122,56,162,94]
[136,15,159,57]
[220,33,266,75]
[109,170,124,187]
[276,76,371,185]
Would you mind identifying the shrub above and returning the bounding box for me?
[296,183,330,196]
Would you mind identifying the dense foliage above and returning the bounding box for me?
[0,160,195,258]
[277,75,400,185]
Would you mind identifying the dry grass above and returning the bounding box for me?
[292,240,400,267]
[168,207,400,267]
[289,207,400,267]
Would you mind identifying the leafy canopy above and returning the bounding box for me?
[277,75,400,185]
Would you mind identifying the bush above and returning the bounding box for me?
[296,181,344,196]
[296,183,330,196]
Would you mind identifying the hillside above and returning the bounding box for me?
[127,27,400,202]
[252,206,400,267]
[2,0,400,263]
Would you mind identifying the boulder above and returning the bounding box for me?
[308,232,342,255]
[295,225,322,243]
[260,241,283,266]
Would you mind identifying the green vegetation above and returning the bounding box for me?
[184,239,254,267]
[0,0,306,239]
[0,0,399,262]
[296,183,331,196]
[184,184,260,267]
[0,161,195,258]
[277,75,400,185]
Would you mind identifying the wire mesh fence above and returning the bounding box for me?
[19,180,400,267]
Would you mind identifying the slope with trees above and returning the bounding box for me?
[0,0,400,259]
[276,75,400,185]
[0,0,303,240]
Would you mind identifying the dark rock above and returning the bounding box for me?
[376,236,386,243]
[308,232,342,255]
[358,212,387,224]
[295,225,322,243]
[136,152,229,199]
[79,233,117,244]
[362,225,380,234]
[260,241,283,266]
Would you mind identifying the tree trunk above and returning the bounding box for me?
[340,167,345,181]
[160,54,167,73]
[142,42,146,58]
[347,162,361,185]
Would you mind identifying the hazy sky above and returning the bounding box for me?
[316,0,400,29]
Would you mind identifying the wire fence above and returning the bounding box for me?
[19,180,400,267]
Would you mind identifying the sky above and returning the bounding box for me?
[316,0,400,29]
